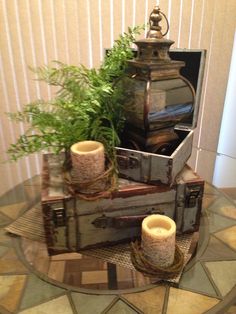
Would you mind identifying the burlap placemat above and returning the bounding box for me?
[6,205,197,284]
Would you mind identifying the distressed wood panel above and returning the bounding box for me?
[172,131,193,182]
[77,203,175,248]
[117,130,193,185]
[188,146,198,172]
[42,156,203,252]
[75,189,176,216]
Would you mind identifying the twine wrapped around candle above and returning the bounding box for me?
[130,240,184,278]
[141,214,176,268]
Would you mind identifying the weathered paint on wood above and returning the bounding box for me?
[77,203,175,249]
[171,130,194,183]
[41,155,204,254]
[116,129,193,185]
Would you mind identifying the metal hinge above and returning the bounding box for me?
[117,155,140,170]
[52,205,66,227]
[185,186,201,208]
[174,125,192,131]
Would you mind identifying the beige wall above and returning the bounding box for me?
[0,0,236,195]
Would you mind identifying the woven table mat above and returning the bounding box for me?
[5,205,197,284]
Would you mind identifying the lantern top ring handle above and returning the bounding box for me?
[148,6,169,38]
[159,11,169,36]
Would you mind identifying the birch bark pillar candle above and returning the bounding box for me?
[70,141,105,193]
[141,214,176,268]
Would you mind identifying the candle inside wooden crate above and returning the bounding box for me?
[141,214,176,268]
[70,141,105,193]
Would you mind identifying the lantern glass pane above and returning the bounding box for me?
[123,77,194,131]
[149,78,194,130]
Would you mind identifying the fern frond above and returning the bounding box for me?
[7,24,145,163]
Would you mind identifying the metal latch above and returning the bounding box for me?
[117,155,140,170]
[52,206,66,227]
[185,186,201,208]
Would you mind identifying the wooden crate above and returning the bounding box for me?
[41,154,204,255]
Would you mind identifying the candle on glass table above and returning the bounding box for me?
[141,214,176,268]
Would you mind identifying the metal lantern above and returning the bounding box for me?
[122,6,195,155]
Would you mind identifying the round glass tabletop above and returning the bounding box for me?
[16,215,205,293]
[0,176,236,313]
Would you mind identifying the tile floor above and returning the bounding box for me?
[219,187,236,204]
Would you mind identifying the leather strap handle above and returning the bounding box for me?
[92,211,164,229]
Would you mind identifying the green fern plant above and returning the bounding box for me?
[7,25,143,168]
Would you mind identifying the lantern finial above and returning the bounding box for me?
[133,6,173,62]
[147,6,169,39]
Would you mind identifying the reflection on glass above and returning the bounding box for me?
[124,78,194,131]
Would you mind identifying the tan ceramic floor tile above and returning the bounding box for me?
[132,271,152,286]
[214,226,236,250]
[204,183,220,195]
[219,205,236,219]
[21,238,42,265]
[203,195,219,209]
[48,261,66,282]
[22,238,47,252]
[167,288,219,314]
[23,175,41,187]
[51,252,82,261]
[0,229,12,245]
[225,304,236,313]
[106,299,138,313]
[21,238,51,273]
[116,265,134,281]
[71,293,116,314]
[205,261,236,297]
[0,202,27,219]
[0,249,28,274]
[123,286,166,314]
[18,295,73,314]
[0,275,27,312]
[81,270,108,284]
[23,185,41,200]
